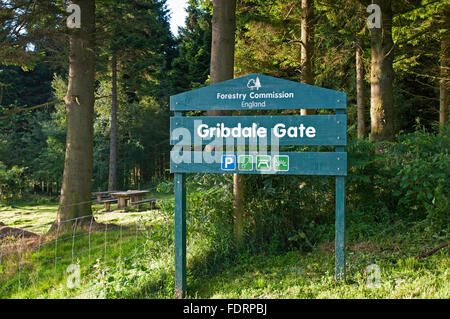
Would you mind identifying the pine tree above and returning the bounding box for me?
[96,0,175,189]
[171,0,212,92]
[300,0,315,115]
[369,0,394,142]
[55,0,96,229]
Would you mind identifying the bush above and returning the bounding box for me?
[388,126,449,234]
[157,127,449,259]
[243,127,449,250]
[243,174,335,252]
[155,174,235,276]
[0,161,26,202]
[345,138,399,239]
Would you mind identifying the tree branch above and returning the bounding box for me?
[0,95,112,119]
[418,241,450,258]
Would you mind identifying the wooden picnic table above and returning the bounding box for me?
[110,190,150,209]
[92,190,118,202]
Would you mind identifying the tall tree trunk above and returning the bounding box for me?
[108,54,118,191]
[440,32,448,125]
[209,0,243,245]
[369,0,394,142]
[209,0,235,89]
[356,45,365,138]
[300,0,314,115]
[233,172,244,243]
[54,0,95,230]
[0,84,3,105]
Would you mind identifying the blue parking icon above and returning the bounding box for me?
[221,155,236,170]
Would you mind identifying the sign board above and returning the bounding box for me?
[170,115,347,146]
[171,151,347,176]
[170,74,347,299]
[171,73,346,111]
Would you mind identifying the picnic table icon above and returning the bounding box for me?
[257,158,270,169]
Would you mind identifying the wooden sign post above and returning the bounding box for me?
[170,74,347,298]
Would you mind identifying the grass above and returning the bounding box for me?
[188,240,449,299]
[0,195,448,299]
[0,202,58,235]
[0,194,173,299]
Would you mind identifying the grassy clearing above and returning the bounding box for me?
[0,196,173,299]
[0,197,448,299]
[188,239,449,299]
[0,202,58,235]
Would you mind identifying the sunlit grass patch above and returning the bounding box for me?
[0,197,171,299]
[188,245,449,299]
[0,194,448,299]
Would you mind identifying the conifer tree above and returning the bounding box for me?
[56,0,96,228]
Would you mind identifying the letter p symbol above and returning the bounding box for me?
[221,155,236,170]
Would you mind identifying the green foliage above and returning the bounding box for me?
[234,0,444,132]
[0,161,25,201]
[0,1,67,68]
[185,174,234,276]
[219,128,449,253]
[347,127,449,236]
[96,0,175,102]
[171,0,212,93]
[235,0,302,79]
[189,242,449,299]
[1,192,448,299]
[346,138,398,232]
[0,0,177,197]
[242,173,334,253]
[0,64,54,108]
[389,126,449,233]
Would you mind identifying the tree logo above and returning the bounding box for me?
[247,77,262,90]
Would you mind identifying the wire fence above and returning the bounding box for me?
[0,197,174,299]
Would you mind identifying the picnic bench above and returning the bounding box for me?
[92,190,159,211]
[92,190,118,203]
[110,190,151,209]
[100,198,118,211]
[129,198,161,210]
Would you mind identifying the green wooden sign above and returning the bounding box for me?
[170,74,347,299]
[170,151,347,176]
[170,73,346,111]
[170,115,347,146]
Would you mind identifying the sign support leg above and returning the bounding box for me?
[335,174,345,281]
[335,107,346,281]
[174,172,186,298]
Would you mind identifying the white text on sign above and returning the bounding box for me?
[197,122,316,139]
